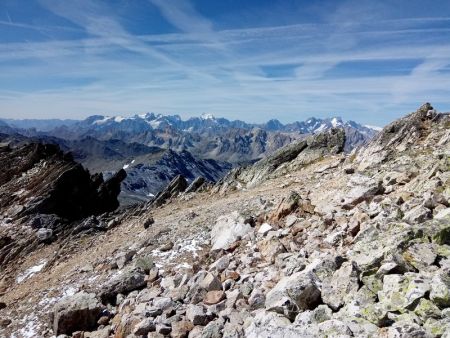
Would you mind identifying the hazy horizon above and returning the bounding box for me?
[1,0,450,125]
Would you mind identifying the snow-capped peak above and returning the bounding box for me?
[330,117,343,127]
[92,116,112,125]
[200,113,216,120]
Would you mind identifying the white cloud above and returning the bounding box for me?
[0,1,450,125]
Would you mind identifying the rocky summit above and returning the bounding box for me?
[0,104,450,338]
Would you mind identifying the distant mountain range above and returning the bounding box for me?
[0,113,380,204]
[2,113,380,134]
[1,113,380,157]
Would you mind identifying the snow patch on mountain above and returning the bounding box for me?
[364,124,383,131]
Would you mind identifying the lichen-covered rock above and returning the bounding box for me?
[380,320,433,338]
[402,243,437,271]
[403,205,432,224]
[341,175,383,209]
[265,271,321,320]
[378,273,431,312]
[414,299,442,322]
[430,269,450,308]
[321,262,359,310]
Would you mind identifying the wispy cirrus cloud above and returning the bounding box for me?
[0,0,450,125]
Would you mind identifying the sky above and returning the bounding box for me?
[1,0,450,126]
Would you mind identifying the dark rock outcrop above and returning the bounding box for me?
[0,142,126,267]
[0,143,126,220]
[185,176,206,194]
[152,175,188,206]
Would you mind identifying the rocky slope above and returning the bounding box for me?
[0,104,449,338]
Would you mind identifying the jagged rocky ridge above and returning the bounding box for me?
[0,133,231,206]
[0,142,126,269]
[0,104,449,337]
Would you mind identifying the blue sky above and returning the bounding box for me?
[1,0,450,125]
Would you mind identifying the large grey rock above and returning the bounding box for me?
[52,291,104,335]
[321,262,359,310]
[186,304,214,326]
[99,269,147,303]
[36,228,53,242]
[378,273,431,312]
[341,175,382,209]
[430,269,450,307]
[265,271,321,320]
[210,212,253,250]
[403,205,432,224]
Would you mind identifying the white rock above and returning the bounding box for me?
[435,208,450,219]
[210,212,253,250]
[258,223,273,235]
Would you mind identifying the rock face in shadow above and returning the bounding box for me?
[0,142,127,268]
[0,143,126,220]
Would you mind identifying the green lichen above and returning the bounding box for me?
[414,299,442,321]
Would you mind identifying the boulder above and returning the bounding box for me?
[186,304,215,326]
[210,212,253,250]
[430,269,450,307]
[378,273,431,312]
[402,243,437,271]
[99,269,147,304]
[321,262,359,310]
[36,228,53,242]
[403,205,432,224]
[265,271,321,320]
[342,175,383,209]
[52,291,104,335]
